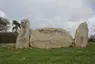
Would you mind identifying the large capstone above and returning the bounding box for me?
[74,22,89,47]
[16,19,30,49]
[30,28,73,49]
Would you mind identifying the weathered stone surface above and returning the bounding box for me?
[16,19,30,49]
[75,22,88,47]
[30,28,73,49]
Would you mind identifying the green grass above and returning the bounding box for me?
[0,43,95,64]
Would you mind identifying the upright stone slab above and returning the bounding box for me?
[16,19,30,49]
[75,22,88,47]
[30,28,73,49]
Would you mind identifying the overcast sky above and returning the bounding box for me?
[0,0,95,37]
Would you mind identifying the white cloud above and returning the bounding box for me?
[0,10,7,18]
[0,0,95,37]
[87,16,95,35]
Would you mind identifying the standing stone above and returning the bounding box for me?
[16,19,30,49]
[75,22,88,47]
[30,28,73,49]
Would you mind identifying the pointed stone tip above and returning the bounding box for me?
[83,22,88,27]
[80,22,88,26]
[21,19,29,22]
[78,21,88,29]
[83,22,87,24]
[21,16,29,21]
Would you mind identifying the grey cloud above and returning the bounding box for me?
[0,0,95,37]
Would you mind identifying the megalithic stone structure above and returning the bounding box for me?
[74,22,89,47]
[16,19,30,49]
[30,28,73,49]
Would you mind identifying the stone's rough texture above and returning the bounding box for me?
[30,28,73,49]
[75,22,88,47]
[16,19,30,49]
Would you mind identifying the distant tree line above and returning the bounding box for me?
[12,20,20,32]
[0,17,20,43]
[0,16,21,32]
[89,35,95,42]
[0,17,10,32]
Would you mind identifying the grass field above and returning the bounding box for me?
[0,43,95,64]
